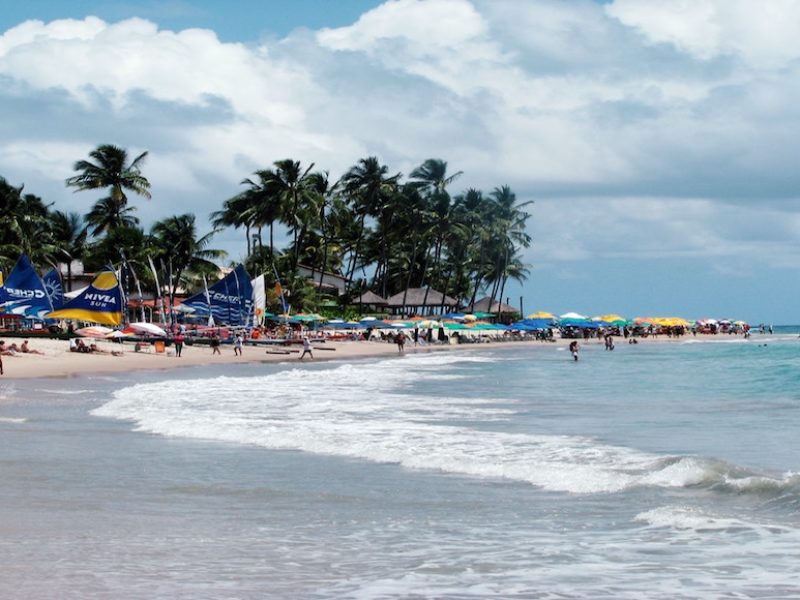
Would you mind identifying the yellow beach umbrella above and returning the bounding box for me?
[526,311,555,319]
[463,314,478,322]
[594,314,627,323]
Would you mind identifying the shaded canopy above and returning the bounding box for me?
[355,290,388,306]
[468,296,519,314]
[385,288,458,308]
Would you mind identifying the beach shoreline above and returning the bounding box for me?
[0,332,752,381]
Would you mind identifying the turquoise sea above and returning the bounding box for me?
[0,330,799,598]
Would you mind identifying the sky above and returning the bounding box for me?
[1,0,799,324]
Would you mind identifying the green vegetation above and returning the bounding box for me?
[1,146,532,314]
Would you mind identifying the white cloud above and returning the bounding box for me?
[0,0,799,295]
[606,0,800,68]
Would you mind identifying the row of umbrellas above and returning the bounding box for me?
[523,312,747,328]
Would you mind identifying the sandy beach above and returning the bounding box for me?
[0,332,727,380]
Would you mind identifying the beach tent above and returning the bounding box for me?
[46,269,124,326]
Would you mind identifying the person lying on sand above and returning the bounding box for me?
[0,340,18,356]
[89,343,123,357]
[20,340,45,355]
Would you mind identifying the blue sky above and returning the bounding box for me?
[1,0,799,324]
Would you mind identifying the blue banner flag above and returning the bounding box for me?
[46,269,124,326]
[182,264,253,326]
[43,268,64,310]
[0,255,54,319]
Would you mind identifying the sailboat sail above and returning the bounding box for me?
[46,269,124,326]
[181,265,253,326]
[43,268,64,310]
[0,255,54,319]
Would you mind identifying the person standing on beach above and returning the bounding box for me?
[234,333,243,357]
[210,334,221,355]
[396,331,406,354]
[569,340,579,361]
[299,335,313,360]
[174,332,184,357]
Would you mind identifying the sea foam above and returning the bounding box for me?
[92,353,792,496]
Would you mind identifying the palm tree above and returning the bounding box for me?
[66,144,151,204]
[409,158,463,195]
[409,159,463,309]
[270,159,315,269]
[211,192,255,256]
[150,214,226,301]
[0,178,56,266]
[85,196,140,236]
[339,157,400,292]
[50,211,88,291]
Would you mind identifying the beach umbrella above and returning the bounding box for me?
[129,322,168,336]
[75,325,113,338]
[559,312,587,320]
[526,311,555,319]
[105,330,133,339]
[360,316,378,322]
[594,314,627,323]
[463,314,478,322]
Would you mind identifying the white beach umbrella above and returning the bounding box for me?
[129,322,168,336]
[75,325,113,338]
[559,312,588,320]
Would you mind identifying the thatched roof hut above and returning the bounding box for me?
[386,287,458,315]
[467,296,519,315]
[355,290,388,306]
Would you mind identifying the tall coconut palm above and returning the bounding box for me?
[66,144,151,238]
[339,157,400,292]
[66,144,151,204]
[84,196,140,236]
[150,214,226,301]
[409,158,463,195]
[211,192,255,256]
[267,159,314,269]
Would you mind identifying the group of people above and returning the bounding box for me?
[69,338,123,356]
[1,339,46,375]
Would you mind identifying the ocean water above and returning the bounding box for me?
[1,331,799,598]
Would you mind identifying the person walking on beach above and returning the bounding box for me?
[569,340,579,361]
[396,331,406,354]
[210,334,221,355]
[174,332,184,357]
[234,333,243,357]
[299,335,313,360]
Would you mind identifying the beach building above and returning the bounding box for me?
[385,288,458,316]
[297,265,350,296]
[354,290,388,311]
